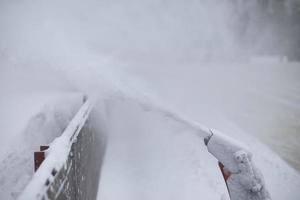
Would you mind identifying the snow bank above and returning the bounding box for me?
[0,52,86,199]
[0,92,83,199]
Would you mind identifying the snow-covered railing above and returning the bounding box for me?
[18,98,105,200]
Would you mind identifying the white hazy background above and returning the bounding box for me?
[2,0,299,65]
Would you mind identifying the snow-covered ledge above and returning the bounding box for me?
[18,99,94,200]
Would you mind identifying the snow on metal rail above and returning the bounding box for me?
[18,98,94,200]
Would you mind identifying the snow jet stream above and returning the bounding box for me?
[111,89,213,139]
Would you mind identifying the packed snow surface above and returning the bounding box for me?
[95,89,300,200]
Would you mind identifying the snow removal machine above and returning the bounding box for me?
[204,129,271,200]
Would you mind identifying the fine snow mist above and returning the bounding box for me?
[1,0,299,68]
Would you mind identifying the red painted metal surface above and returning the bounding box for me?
[34,146,49,172]
[34,151,45,172]
[218,162,231,198]
[218,162,231,181]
